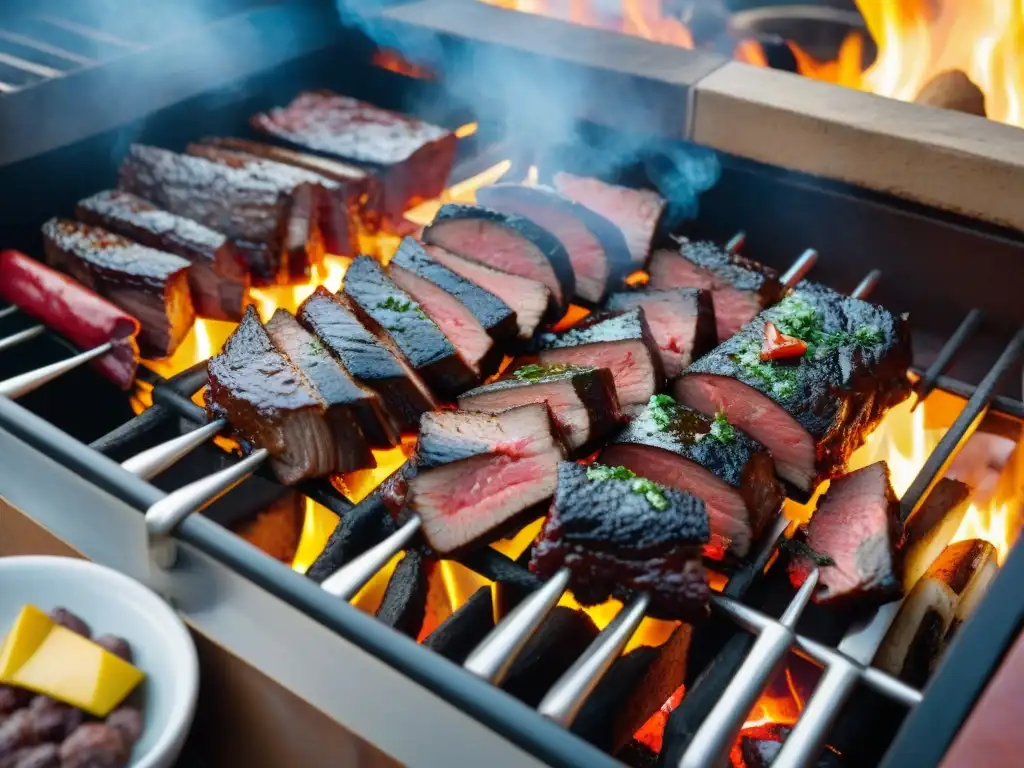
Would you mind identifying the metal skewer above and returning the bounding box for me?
[120,418,227,480]
[780,249,818,290]
[725,231,746,255]
[0,324,44,353]
[0,340,115,399]
[912,309,983,410]
[320,517,423,599]
[0,305,19,321]
[851,269,881,300]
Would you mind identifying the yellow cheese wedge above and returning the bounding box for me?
[0,605,145,717]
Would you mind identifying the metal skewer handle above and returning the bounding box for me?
[0,340,114,399]
[120,419,226,480]
[0,325,44,353]
[320,516,423,600]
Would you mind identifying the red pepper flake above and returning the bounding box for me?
[760,321,807,361]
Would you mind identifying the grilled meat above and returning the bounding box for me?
[788,461,904,607]
[424,244,551,340]
[206,306,336,485]
[409,404,565,554]
[552,172,665,267]
[250,90,457,233]
[296,286,430,436]
[607,288,717,377]
[342,255,476,397]
[75,189,248,321]
[600,396,783,557]
[648,241,784,341]
[118,144,333,284]
[675,283,912,498]
[422,204,574,314]
[476,184,632,304]
[389,238,516,377]
[537,308,663,407]
[458,363,621,454]
[530,462,710,622]
[41,218,194,358]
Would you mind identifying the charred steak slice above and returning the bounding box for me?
[537,308,663,407]
[424,244,551,340]
[75,189,248,322]
[606,288,717,377]
[553,172,665,268]
[476,184,632,304]
[422,204,574,314]
[342,255,476,397]
[675,283,912,498]
[206,306,336,485]
[458,363,621,454]
[265,309,378,474]
[599,395,783,557]
[389,237,515,378]
[296,286,430,437]
[788,461,904,607]
[409,404,566,554]
[531,462,710,622]
[41,218,194,358]
[250,90,457,233]
[648,241,784,341]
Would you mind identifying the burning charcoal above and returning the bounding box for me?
[902,477,971,589]
[40,219,194,358]
[552,172,665,268]
[942,540,999,650]
[458,363,621,454]
[676,284,913,499]
[75,189,249,322]
[48,608,90,638]
[788,462,904,607]
[572,649,656,751]
[476,183,633,304]
[423,587,494,664]
[0,688,30,716]
[59,724,128,768]
[92,635,133,664]
[375,550,430,639]
[250,91,457,234]
[501,607,599,707]
[231,489,305,564]
[7,744,59,768]
[600,396,783,558]
[306,494,397,583]
[606,288,717,377]
[424,244,552,340]
[537,308,663,407]
[615,741,659,768]
[105,707,143,747]
[422,204,574,314]
[27,696,81,742]
[738,723,842,768]
[531,462,710,621]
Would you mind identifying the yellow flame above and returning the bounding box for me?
[455,122,479,139]
[525,165,539,186]
[405,160,513,226]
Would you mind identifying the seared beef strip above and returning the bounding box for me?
[75,189,248,322]
[41,218,194,358]
[530,462,710,622]
[206,306,336,485]
[600,395,783,557]
[606,287,717,377]
[342,255,476,397]
[675,282,912,498]
[648,241,784,341]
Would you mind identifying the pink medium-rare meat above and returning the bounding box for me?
[476,183,633,304]
[553,172,665,267]
[425,244,551,340]
[606,288,717,377]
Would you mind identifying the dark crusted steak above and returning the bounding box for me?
[606,288,717,377]
[342,255,476,398]
[205,306,336,485]
[648,241,784,341]
[422,204,574,314]
[389,238,515,377]
[530,462,710,622]
[600,395,783,557]
[296,286,431,436]
[788,461,904,606]
[675,283,912,498]
[424,244,551,340]
[118,144,332,285]
[265,309,378,473]
[409,404,566,554]
[553,172,665,267]
[75,189,248,322]
[537,308,663,407]
[476,184,632,304]
[458,363,621,454]
[250,91,457,233]
[41,218,194,358]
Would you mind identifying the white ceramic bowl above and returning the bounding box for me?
[0,556,199,768]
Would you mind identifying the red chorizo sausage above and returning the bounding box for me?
[0,250,140,390]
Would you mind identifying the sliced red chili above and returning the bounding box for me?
[760,321,807,361]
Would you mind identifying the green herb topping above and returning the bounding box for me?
[585,464,669,511]
[709,410,735,444]
[647,393,676,429]
[780,537,836,567]
[586,464,636,482]
[512,363,588,382]
[377,296,413,312]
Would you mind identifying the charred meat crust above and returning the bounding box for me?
[75,189,248,322]
[41,218,194,358]
[657,240,782,298]
[342,255,476,398]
